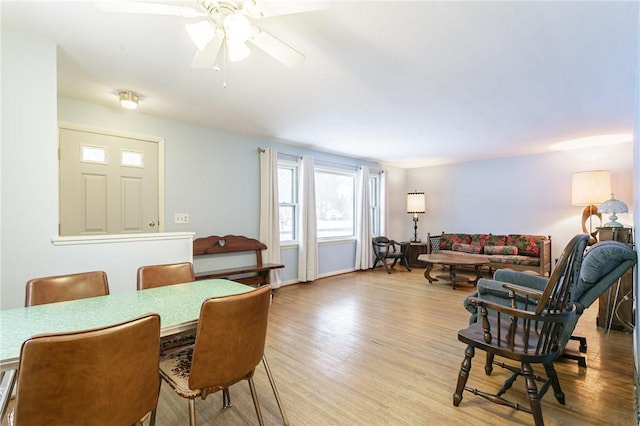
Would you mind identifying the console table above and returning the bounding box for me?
[405,242,429,268]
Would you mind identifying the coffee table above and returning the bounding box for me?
[417,253,490,289]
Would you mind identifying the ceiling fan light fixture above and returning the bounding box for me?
[223,13,252,42]
[186,20,216,50]
[227,40,251,62]
[119,91,139,109]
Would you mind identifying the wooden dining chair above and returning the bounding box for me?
[9,313,161,426]
[158,285,285,426]
[25,271,109,306]
[136,261,195,290]
[453,234,589,426]
[137,262,197,355]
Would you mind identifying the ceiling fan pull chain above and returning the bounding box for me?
[222,40,227,88]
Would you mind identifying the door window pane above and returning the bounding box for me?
[81,145,107,164]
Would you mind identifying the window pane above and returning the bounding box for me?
[316,171,354,238]
[81,145,107,164]
[279,205,295,241]
[278,168,293,203]
[121,150,144,167]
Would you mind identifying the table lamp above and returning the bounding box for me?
[571,170,610,245]
[407,191,426,242]
[598,193,628,228]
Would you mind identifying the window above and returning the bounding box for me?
[315,168,355,239]
[278,161,298,242]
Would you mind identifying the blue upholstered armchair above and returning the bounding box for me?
[463,239,637,366]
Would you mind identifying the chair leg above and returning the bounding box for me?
[543,362,565,405]
[383,260,391,274]
[188,398,197,426]
[222,388,232,408]
[453,345,474,406]
[484,352,494,375]
[401,256,411,271]
[248,377,265,426]
[263,355,290,425]
[522,361,544,426]
[372,258,380,270]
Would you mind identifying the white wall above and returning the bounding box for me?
[406,146,633,259]
[0,30,199,309]
[0,29,386,308]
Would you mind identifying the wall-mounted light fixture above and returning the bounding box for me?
[119,91,139,110]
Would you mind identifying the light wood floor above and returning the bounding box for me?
[153,268,636,425]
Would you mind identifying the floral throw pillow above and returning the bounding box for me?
[440,233,471,250]
[506,235,543,257]
[452,243,482,254]
[484,245,518,256]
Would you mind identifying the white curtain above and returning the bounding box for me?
[298,155,318,282]
[259,148,282,288]
[380,170,388,237]
[355,166,372,270]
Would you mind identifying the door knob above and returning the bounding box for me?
[148,221,156,227]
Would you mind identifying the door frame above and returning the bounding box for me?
[57,121,166,234]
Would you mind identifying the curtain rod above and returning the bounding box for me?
[259,147,381,173]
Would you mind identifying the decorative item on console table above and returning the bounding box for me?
[596,227,634,331]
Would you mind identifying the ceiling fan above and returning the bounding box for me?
[98,0,329,68]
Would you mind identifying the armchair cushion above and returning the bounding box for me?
[464,270,548,323]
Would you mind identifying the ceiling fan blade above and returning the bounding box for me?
[191,34,224,68]
[248,0,330,18]
[97,1,207,18]
[249,27,305,67]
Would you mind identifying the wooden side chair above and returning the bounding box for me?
[25,270,109,306]
[9,314,160,426]
[136,261,195,290]
[137,262,197,355]
[158,285,287,426]
[371,237,411,273]
[453,234,589,426]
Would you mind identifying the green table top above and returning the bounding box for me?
[0,279,254,370]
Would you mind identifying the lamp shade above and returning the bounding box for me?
[407,192,426,214]
[571,170,611,206]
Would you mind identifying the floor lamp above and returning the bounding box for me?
[407,191,426,243]
[571,170,611,245]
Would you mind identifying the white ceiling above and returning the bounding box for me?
[2,1,638,168]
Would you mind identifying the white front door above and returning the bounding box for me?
[59,126,162,236]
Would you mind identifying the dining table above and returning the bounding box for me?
[0,278,255,420]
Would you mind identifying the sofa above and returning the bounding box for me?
[427,232,552,276]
